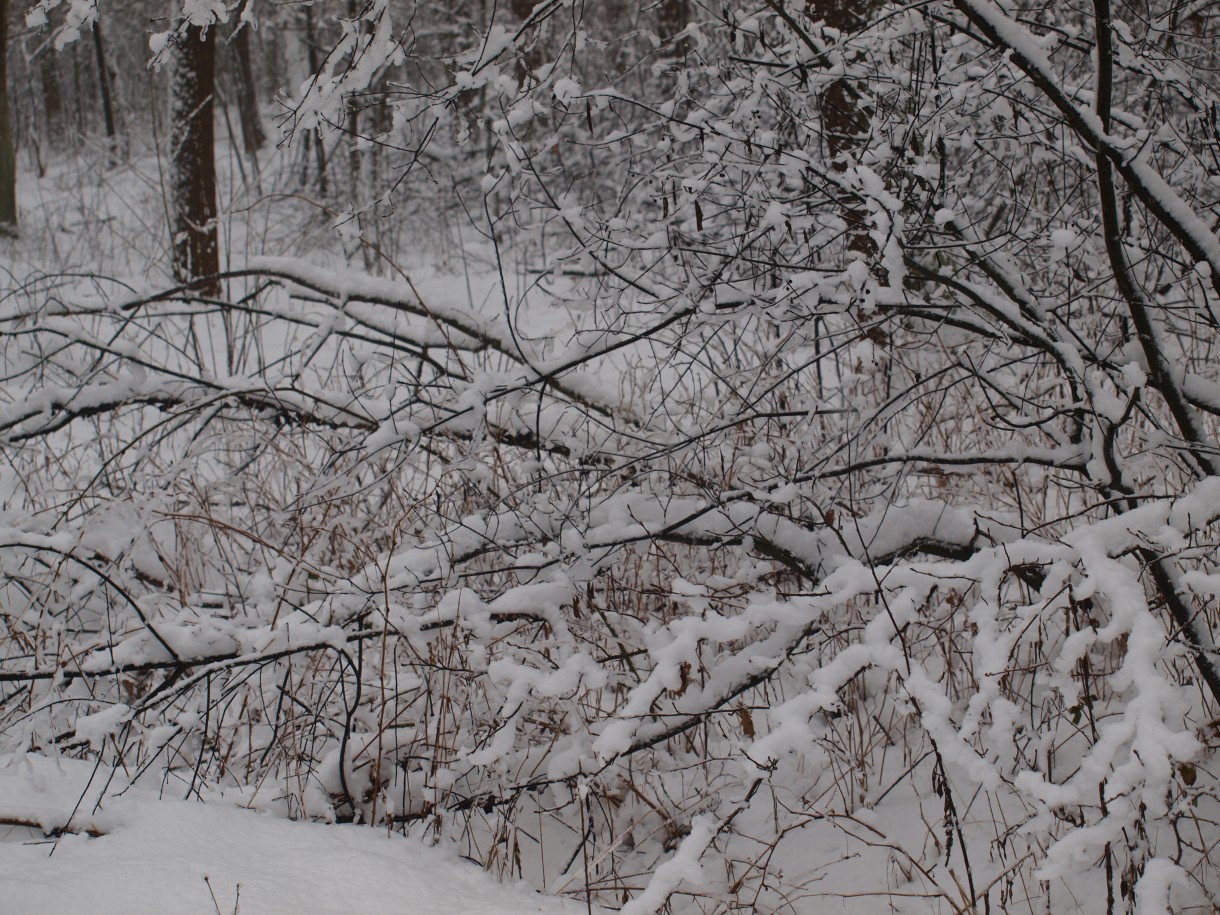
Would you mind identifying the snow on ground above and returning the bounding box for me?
[0,755,597,915]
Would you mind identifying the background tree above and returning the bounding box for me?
[91,14,117,160]
[170,21,218,292]
[803,0,877,256]
[36,38,62,143]
[0,0,16,232]
[655,0,690,54]
[230,5,264,158]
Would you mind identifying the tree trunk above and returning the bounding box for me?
[92,19,118,163]
[71,43,85,138]
[510,0,544,86]
[171,24,220,294]
[40,50,63,145]
[0,0,15,233]
[656,0,691,53]
[808,0,874,257]
[232,20,265,156]
[345,0,363,197]
[302,6,328,195]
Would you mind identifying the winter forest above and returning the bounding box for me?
[1,0,1220,912]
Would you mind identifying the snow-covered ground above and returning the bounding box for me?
[0,755,594,915]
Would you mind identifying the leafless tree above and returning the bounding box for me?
[170,22,219,293]
[0,0,16,231]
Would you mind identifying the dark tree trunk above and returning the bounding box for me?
[302,6,328,195]
[510,0,544,85]
[0,0,15,232]
[171,25,220,294]
[232,20,265,155]
[40,50,63,143]
[92,20,118,162]
[346,0,363,195]
[656,0,691,53]
[71,43,85,138]
[808,0,874,257]
[34,5,64,145]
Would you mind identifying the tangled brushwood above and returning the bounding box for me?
[5,0,1220,911]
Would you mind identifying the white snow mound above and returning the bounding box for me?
[0,756,592,915]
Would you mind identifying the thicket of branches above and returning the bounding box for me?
[4,0,1220,911]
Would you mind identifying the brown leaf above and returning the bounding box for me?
[674,660,692,697]
[737,707,755,739]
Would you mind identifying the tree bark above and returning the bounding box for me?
[656,0,691,54]
[0,0,15,232]
[92,19,118,163]
[232,19,265,156]
[807,0,874,257]
[171,24,220,294]
[40,50,63,145]
[302,6,329,195]
[510,0,544,86]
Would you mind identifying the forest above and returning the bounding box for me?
[2,0,1220,912]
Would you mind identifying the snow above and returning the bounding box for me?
[552,79,582,105]
[617,817,716,915]
[0,756,595,915]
